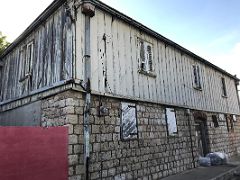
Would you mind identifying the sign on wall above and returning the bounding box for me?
[121,102,138,140]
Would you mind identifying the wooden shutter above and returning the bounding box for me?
[147,45,153,71]
[196,65,201,88]
[193,64,201,89]
[140,41,146,71]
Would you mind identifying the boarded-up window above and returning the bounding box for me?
[193,64,202,89]
[221,77,227,97]
[138,38,154,72]
[212,115,219,128]
[121,102,138,140]
[166,108,177,135]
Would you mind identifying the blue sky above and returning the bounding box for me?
[101,0,240,77]
[0,0,240,77]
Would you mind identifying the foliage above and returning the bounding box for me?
[0,31,10,55]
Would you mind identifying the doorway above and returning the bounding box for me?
[194,113,210,156]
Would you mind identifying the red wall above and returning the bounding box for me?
[0,127,68,180]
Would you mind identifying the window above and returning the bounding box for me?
[219,114,229,131]
[165,108,177,136]
[193,64,202,89]
[138,38,154,73]
[26,42,33,76]
[224,114,230,132]
[121,102,138,140]
[233,115,237,122]
[221,77,227,97]
[230,115,234,132]
[212,115,219,128]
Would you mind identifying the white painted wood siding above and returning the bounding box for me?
[87,9,240,114]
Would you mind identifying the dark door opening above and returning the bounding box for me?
[195,119,210,156]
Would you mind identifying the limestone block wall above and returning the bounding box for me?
[40,89,240,180]
[207,113,240,157]
[88,96,198,180]
[41,91,85,180]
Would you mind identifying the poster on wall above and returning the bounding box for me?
[121,102,138,140]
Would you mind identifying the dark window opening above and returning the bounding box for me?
[221,77,227,97]
[212,115,219,128]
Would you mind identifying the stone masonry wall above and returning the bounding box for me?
[41,91,85,180]
[89,95,198,180]
[207,113,240,157]
[41,89,240,180]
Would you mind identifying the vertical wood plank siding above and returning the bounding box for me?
[0,5,75,102]
[89,9,240,114]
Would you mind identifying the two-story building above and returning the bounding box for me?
[1,0,240,179]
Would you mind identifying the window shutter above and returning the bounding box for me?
[193,65,201,89]
[197,65,201,88]
[147,45,153,71]
[193,65,197,85]
[140,41,146,70]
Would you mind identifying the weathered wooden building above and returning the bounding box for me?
[1,0,240,179]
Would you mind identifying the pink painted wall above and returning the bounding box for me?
[0,127,68,180]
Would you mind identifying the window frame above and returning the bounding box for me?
[19,40,34,94]
[137,38,156,77]
[120,102,138,140]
